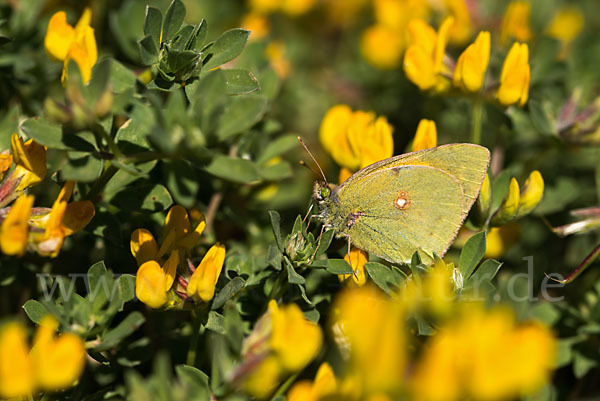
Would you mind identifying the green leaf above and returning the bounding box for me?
[93,311,146,352]
[269,211,283,250]
[162,0,186,42]
[164,160,200,208]
[23,300,49,324]
[257,135,299,164]
[222,69,260,95]
[529,100,555,136]
[259,161,292,181]
[166,49,201,80]
[267,244,282,270]
[20,117,63,149]
[190,19,207,50]
[285,258,305,284]
[204,155,260,183]
[175,365,210,401]
[489,170,512,217]
[110,182,173,213]
[365,262,406,295]
[211,277,246,310]
[202,28,250,70]
[87,261,112,313]
[458,231,486,279]
[573,349,597,378]
[326,259,353,275]
[172,25,195,50]
[138,34,158,66]
[216,95,268,140]
[143,6,162,49]
[205,311,225,334]
[314,229,334,258]
[61,151,103,182]
[110,59,137,93]
[468,259,502,284]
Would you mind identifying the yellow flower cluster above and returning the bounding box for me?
[403,16,530,107]
[242,300,323,399]
[488,170,545,225]
[0,134,95,257]
[412,304,556,401]
[131,205,226,309]
[286,281,556,401]
[0,316,86,399]
[319,104,394,183]
[44,8,97,84]
[360,0,472,70]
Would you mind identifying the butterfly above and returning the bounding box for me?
[312,143,490,265]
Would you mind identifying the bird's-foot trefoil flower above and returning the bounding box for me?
[0,316,86,399]
[238,300,323,399]
[497,42,530,107]
[499,1,532,46]
[412,119,438,151]
[452,31,490,93]
[319,104,394,181]
[403,17,454,91]
[44,8,98,84]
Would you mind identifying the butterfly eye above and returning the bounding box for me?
[320,187,331,199]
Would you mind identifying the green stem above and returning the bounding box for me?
[186,310,203,366]
[84,163,119,201]
[91,123,122,159]
[272,372,299,399]
[471,97,484,145]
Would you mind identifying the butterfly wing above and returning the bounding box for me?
[336,144,490,265]
[342,143,490,216]
[337,165,465,264]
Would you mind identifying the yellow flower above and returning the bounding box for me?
[516,170,544,217]
[485,224,520,259]
[319,105,393,174]
[493,177,520,224]
[10,133,46,192]
[453,31,490,92]
[242,300,323,399]
[30,316,86,391]
[130,205,206,266]
[0,317,86,399]
[35,181,95,257]
[499,1,532,46]
[0,194,34,256]
[360,24,404,70]
[441,0,472,44]
[0,323,34,399]
[403,17,454,91]
[546,6,583,58]
[265,41,291,79]
[287,363,337,401]
[332,286,405,395]
[280,0,317,16]
[339,247,368,287]
[0,153,12,181]
[243,355,282,399]
[412,119,437,151]
[477,173,491,216]
[187,243,226,302]
[44,8,98,84]
[248,0,279,14]
[400,257,456,316]
[497,42,530,107]
[373,0,429,31]
[269,300,323,371]
[410,304,556,401]
[493,171,544,224]
[241,12,270,41]
[135,254,178,309]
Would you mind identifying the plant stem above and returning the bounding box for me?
[272,372,299,399]
[471,97,484,145]
[84,163,119,201]
[186,309,203,366]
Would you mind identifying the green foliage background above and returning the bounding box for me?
[2,0,600,399]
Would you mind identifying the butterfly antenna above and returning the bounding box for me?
[297,137,327,183]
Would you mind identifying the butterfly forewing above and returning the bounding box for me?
[343,143,490,216]
[337,165,465,264]
[336,143,490,265]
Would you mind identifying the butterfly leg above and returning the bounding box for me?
[302,202,314,233]
[346,237,360,279]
